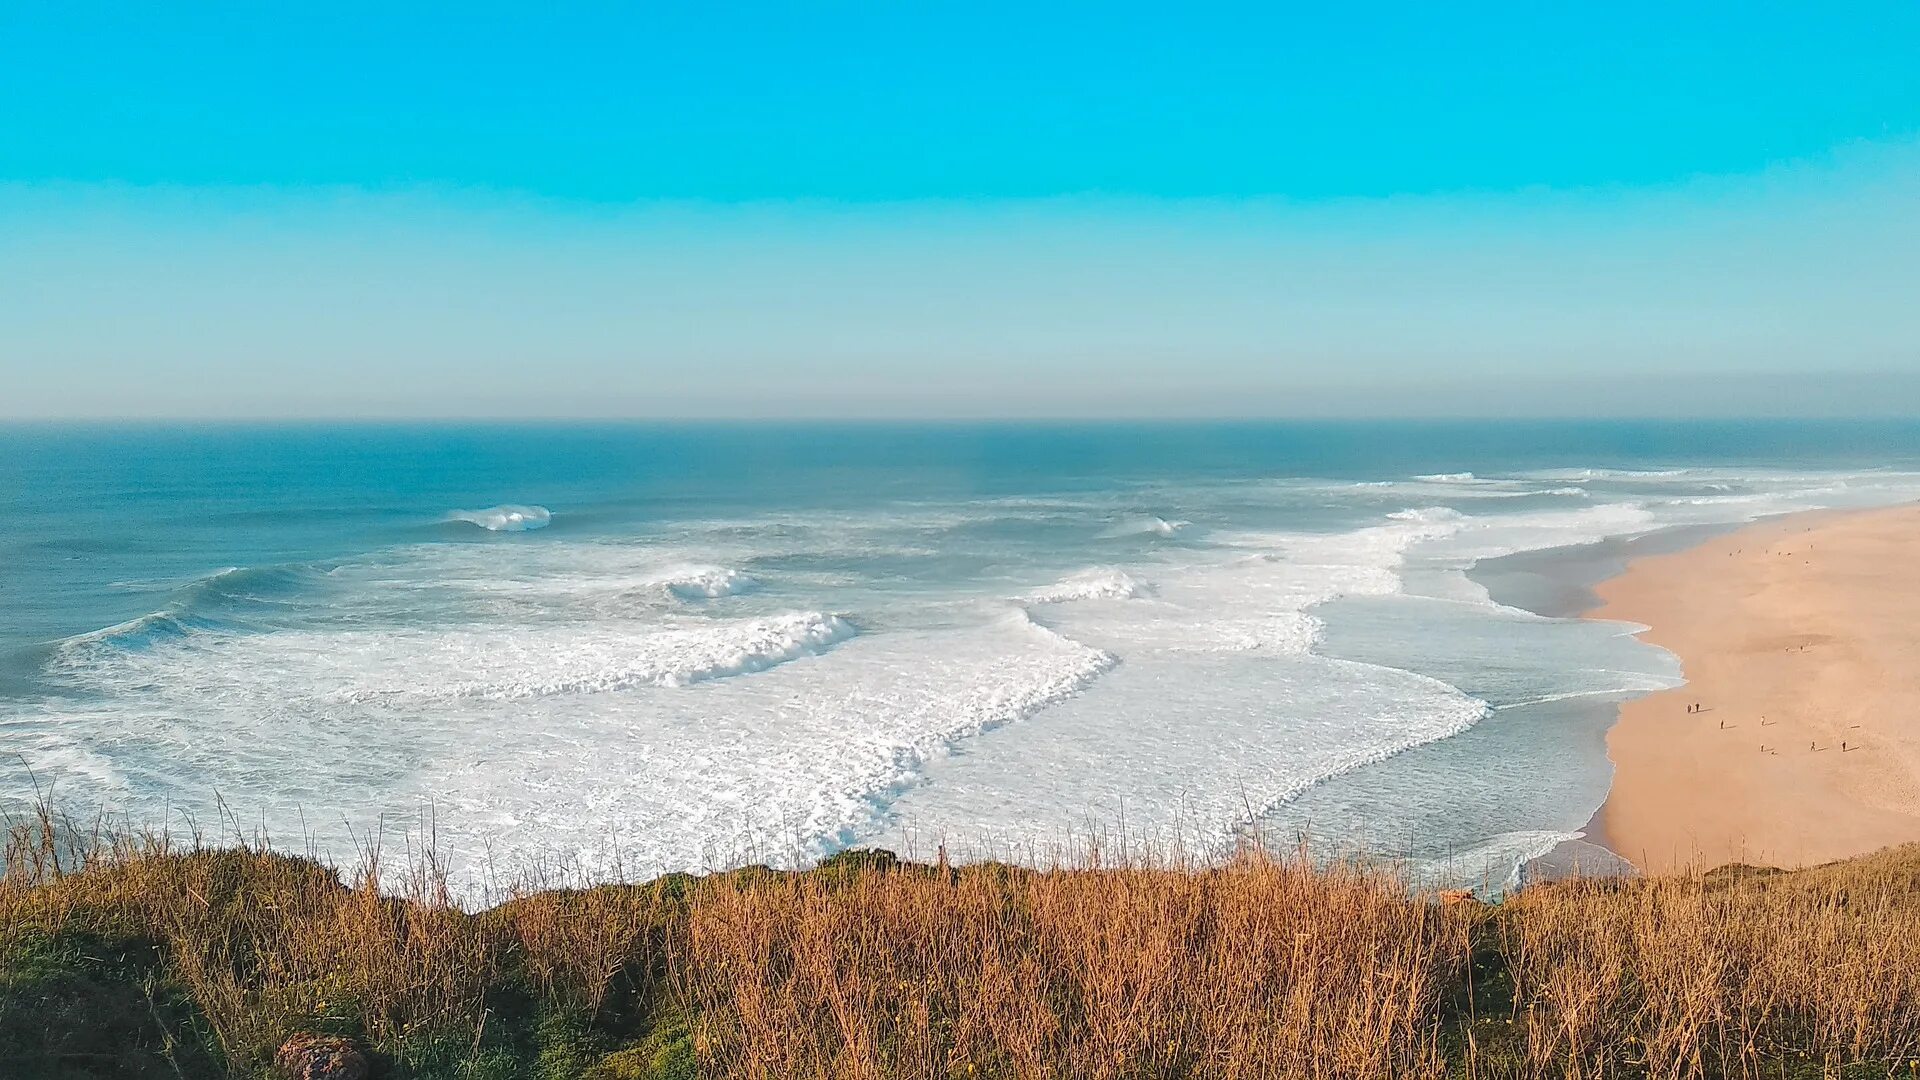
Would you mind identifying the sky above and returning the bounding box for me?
[3,3,1919,418]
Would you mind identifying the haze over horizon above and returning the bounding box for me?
[4,3,1919,419]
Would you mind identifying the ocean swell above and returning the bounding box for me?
[52,564,321,660]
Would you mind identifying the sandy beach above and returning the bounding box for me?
[1590,504,1920,872]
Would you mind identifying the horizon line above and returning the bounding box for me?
[8,414,1920,426]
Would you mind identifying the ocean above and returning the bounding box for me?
[5,419,1920,896]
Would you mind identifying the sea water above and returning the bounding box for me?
[4,420,1919,896]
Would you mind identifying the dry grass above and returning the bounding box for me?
[4,800,1919,1079]
[1496,852,1920,1079]
[680,852,1465,1080]
[2,810,504,1074]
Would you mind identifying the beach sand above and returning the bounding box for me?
[1589,504,1920,873]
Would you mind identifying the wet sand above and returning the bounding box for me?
[1589,505,1920,872]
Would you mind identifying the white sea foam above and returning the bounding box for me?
[333,547,765,622]
[1048,508,1468,664]
[654,564,754,600]
[0,713,130,794]
[875,648,1490,859]
[1408,502,1659,563]
[1445,485,1591,499]
[448,504,552,532]
[1028,568,1152,603]
[1388,506,1467,527]
[1365,476,1591,500]
[1516,467,1691,481]
[441,607,1121,878]
[1492,681,1681,711]
[1104,515,1187,538]
[31,595,1117,884]
[56,610,857,704]
[410,611,857,696]
[1410,829,1580,893]
[23,461,1920,899]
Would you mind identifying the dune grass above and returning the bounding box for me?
[4,803,1919,1079]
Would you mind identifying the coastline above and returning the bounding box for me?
[1582,505,1920,873]
[1470,523,1740,884]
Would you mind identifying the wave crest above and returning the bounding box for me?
[655,565,754,600]
[1387,506,1466,526]
[1028,568,1153,603]
[57,611,199,654]
[336,611,859,701]
[1104,515,1187,539]
[449,505,552,532]
[54,564,320,658]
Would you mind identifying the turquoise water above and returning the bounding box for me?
[5,420,1920,894]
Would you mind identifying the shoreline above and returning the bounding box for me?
[1581,505,1920,873]
[1469,522,1739,884]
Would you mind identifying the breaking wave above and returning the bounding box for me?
[53,564,321,658]
[1028,568,1153,603]
[337,611,859,699]
[448,505,552,532]
[1104,515,1187,538]
[655,565,754,600]
[56,610,201,654]
[1237,661,1492,820]
[30,453,1920,897]
[996,608,1121,708]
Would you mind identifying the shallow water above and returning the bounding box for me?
[5,420,1919,894]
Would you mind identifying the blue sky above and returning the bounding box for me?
[4,3,1919,417]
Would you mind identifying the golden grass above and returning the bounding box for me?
[4,802,1919,1079]
[1497,853,1920,1079]
[679,854,1465,1080]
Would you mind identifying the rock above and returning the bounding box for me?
[275,1033,368,1080]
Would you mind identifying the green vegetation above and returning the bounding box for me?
[4,808,1919,1079]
